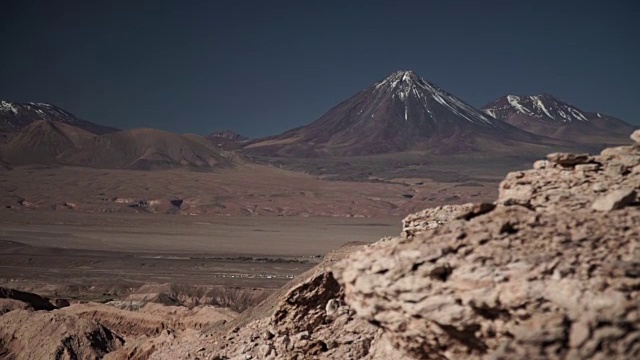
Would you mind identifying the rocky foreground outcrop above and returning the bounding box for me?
[337,130,640,359]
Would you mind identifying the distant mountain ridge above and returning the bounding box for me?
[243,70,560,157]
[205,130,250,151]
[0,100,119,135]
[62,128,234,170]
[0,120,94,165]
[0,121,236,170]
[482,94,635,143]
[206,130,249,141]
[2,73,636,167]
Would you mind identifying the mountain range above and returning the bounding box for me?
[0,71,636,168]
[0,119,233,170]
[244,71,561,157]
[482,94,635,143]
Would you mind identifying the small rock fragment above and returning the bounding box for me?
[547,152,592,167]
[533,160,549,170]
[591,188,636,212]
[574,163,600,172]
[455,203,496,221]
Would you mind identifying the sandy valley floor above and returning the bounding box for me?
[0,209,400,301]
[0,161,500,303]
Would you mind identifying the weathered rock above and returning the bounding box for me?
[592,188,637,212]
[337,205,640,359]
[337,135,640,360]
[547,152,592,167]
[0,287,56,311]
[631,129,640,144]
[497,140,640,211]
[402,203,475,238]
[0,309,124,360]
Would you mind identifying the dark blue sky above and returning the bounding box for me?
[1,0,638,136]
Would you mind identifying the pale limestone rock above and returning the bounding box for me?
[547,152,592,166]
[592,188,637,212]
[631,129,640,144]
[336,135,640,360]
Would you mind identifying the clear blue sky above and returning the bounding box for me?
[1,0,638,136]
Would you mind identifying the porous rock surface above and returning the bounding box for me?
[336,130,640,359]
[401,203,475,238]
[60,302,237,338]
[0,309,124,360]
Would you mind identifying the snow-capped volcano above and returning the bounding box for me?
[0,101,118,134]
[244,70,552,156]
[483,94,591,123]
[482,94,636,143]
[372,70,497,126]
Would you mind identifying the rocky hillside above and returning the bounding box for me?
[0,131,638,359]
[337,130,640,359]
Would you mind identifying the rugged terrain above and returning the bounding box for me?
[483,94,636,144]
[0,161,495,217]
[1,131,637,359]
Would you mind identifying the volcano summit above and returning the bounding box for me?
[245,70,555,157]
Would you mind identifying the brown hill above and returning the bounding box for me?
[244,70,562,157]
[62,128,235,170]
[0,120,94,165]
[483,94,636,144]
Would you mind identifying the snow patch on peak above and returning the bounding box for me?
[0,101,19,115]
[568,108,589,121]
[373,71,495,126]
[484,108,497,118]
[507,95,532,115]
[487,94,591,123]
[532,96,554,119]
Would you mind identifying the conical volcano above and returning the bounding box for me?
[245,70,551,157]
